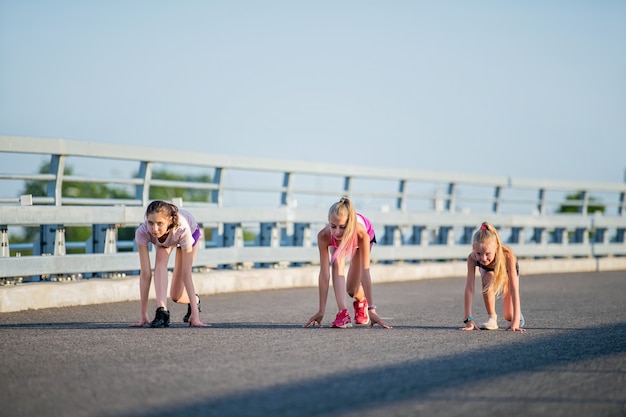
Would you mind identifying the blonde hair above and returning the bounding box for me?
[329,197,358,263]
[473,221,514,297]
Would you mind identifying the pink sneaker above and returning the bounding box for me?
[353,298,370,325]
[331,309,353,328]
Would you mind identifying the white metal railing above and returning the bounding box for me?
[1,135,625,281]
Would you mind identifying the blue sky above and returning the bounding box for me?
[1,1,625,185]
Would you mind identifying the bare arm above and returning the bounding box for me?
[505,251,523,331]
[461,253,479,330]
[357,227,374,308]
[304,228,331,327]
[357,226,391,328]
[131,244,152,326]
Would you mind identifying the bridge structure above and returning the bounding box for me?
[0,135,625,312]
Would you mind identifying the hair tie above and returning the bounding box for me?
[481,224,487,230]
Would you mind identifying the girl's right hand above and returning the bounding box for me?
[459,321,479,331]
[304,312,324,327]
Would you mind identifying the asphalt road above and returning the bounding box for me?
[1,270,625,417]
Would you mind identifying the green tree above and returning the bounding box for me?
[19,163,133,248]
[555,191,604,243]
[556,191,604,214]
[149,169,212,202]
[16,162,214,253]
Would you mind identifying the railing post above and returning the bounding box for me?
[291,223,311,247]
[259,223,280,247]
[553,227,568,245]
[222,223,243,248]
[47,155,65,206]
[461,226,475,244]
[537,188,546,215]
[280,172,293,207]
[574,227,588,245]
[396,179,406,211]
[381,226,402,247]
[445,183,456,213]
[36,225,58,256]
[343,176,352,197]
[54,226,67,256]
[212,168,224,206]
[493,186,502,214]
[0,225,9,257]
[532,227,547,245]
[91,224,118,254]
[437,226,454,245]
[196,224,206,249]
[409,226,428,246]
[136,161,153,206]
[258,222,280,268]
[509,227,525,244]
[579,190,588,215]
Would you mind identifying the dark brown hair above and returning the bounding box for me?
[145,200,179,230]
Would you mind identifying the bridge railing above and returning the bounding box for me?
[1,135,625,281]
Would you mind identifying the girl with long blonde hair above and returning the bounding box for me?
[461,221,525,332]
[304,197,391,329]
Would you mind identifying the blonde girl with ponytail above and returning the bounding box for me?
[461,221,525,332]
[304,197,391,329]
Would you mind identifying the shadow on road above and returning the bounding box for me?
[116,322,626,417]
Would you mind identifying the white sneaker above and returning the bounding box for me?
[480,315,498,330]
[507,313,525,329]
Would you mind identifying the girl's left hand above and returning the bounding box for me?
[188,320,211,327]
[130,315,151,327]
[369,311,392,329]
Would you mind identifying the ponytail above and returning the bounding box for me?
[473,221,509,296]
[329,196,358,263]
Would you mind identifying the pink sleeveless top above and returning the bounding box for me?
[329,213,375,248]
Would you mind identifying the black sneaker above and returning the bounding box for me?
[150,307,170,328]
[183,294,201,323]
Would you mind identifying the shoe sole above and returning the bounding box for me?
[480,325,498,330]
[331,323,353,328]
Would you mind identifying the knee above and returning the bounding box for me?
[346,284,359,298]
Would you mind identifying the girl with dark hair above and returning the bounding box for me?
[131,200,208,328]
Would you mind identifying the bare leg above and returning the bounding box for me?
[170,248,192,304]
[346,252,365,301]
[172,245,208,327]
[481,272,497,315]
[154,247,172,309]
[480,271,498,329]
[331,259,347,311]
[502,291,513,322]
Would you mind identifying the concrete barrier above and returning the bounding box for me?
[2,258,625,313]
